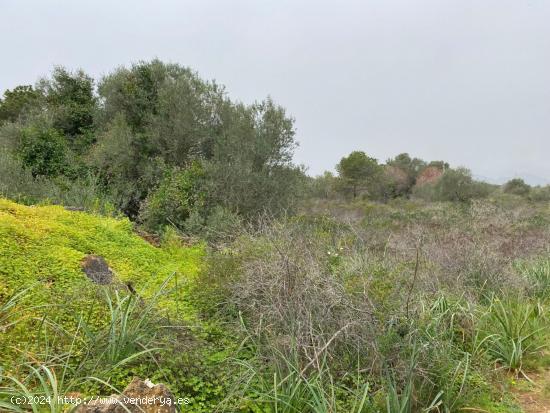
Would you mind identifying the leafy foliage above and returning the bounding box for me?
[19,123,68,177]
[414,168,493,202]
[90,61,304,220]
[39,67,96,150]
[0,85,43,125]
[139,162,206,231]
[480,298,546,376]
[336,151,382,199]
[503,178,531,196]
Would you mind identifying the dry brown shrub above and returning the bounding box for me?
[228,218,379,371]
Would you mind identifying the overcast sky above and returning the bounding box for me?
[1,0,549,184]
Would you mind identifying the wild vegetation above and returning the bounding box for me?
[1,61,549,412]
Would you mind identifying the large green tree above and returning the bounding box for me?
[1,60,305,224]
[0,85,43,125]
[39,67,97,151]
[91,61,220,216]
[19,124,68,177]
[91,60,303,220]
[203,99,302,215]
[336,151,381,198]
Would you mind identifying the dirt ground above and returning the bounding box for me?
[514,372,550,413]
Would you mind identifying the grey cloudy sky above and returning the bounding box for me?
[1,0,549,184]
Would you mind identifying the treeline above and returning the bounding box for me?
[310,151,550,203]
[1,61,548,235]
[0,61,304,236]
[313,150,496,202]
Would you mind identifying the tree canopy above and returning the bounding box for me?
[0,60,304,229]
[336,151,381,198]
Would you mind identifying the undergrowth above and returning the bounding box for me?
[1,197,549,412]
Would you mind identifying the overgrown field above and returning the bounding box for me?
[2,59,549,413]
[206,196,549,412]
[1,195,549,412]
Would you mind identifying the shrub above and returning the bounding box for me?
[0,152,112,212]
[0,85,43,125]
[39,67,96,150]
[503,178,531,196]
[20,124,68,177]
[203,206,242,242]
[413,168,493,202]
[139,163,206,231]
[227,218,372,366]
[0,152,53,203]
[308,172,339,199]
[528,185,550,202]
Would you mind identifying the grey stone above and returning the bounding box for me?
[81,255,113,285]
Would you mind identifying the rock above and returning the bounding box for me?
[75,378,176,413]
[81,255,113,284]
[415,166,444,186]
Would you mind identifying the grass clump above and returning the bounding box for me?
[480,297,547,377]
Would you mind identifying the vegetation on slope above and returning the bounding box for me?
[0,199,237,411]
